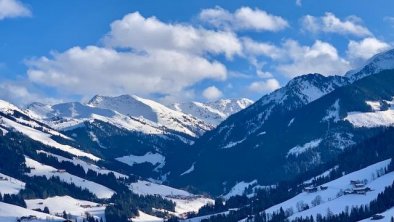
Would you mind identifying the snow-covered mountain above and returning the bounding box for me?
[174,49,394,195]
[346,48,394,82]
[171,98,253,126]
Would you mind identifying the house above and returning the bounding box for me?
[303,186,318,193]
[350,180,362,185]
[57,169,66,173]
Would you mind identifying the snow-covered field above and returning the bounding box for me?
[132,211,163,222]
[116,152,165,169]
[130,180,213,216]
[25,157,115,199]
[0,173,25,195]
[0,201,63,222]
[345,99,394,128]
[287,139,322,157]
[1,117,99,161]
[360,207,394,221]
[26,196,105,222]
[264,159,393,220]
[38,150,128,179]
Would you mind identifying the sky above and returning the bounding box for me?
[0,0,394,106]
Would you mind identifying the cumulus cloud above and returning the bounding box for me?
[248,79,280,94]
[104,12,242,59]
[27,46,226,98]
[242,38,282,59]
[0,0,31,20]
[277,40,351,77]
[347,37,391,62]
[202,86,223,100]
[199,6,288,32]
[301,13,372,37]
[25,12,240,100]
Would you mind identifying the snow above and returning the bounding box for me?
[172,98,253,126]
[322,99,340,122]
[264,159,392,219]
[0,99,22,114]
[366,101,382,111]
[287,139,322,157]
[116,152,165,169]
[288,118,295,127]
[222,138,246,149]
[38,150,128,179]
[222,180,257,200]
[25,196,106,222]
[0,201,63,222]
[345,109,394,128]
[0,173,25,195]
[88,95,212,137]
[132,211,163,222]
[130,180,214,215]
[0,117,100,161]
[180,163,195,176]
[25,157,115,199]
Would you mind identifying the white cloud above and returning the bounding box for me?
[0,82,60,106]
[199,6,288,32]
[248,79,280,93]
[0,0,31,20]
[301,13,372,37]
[27,46,226,98]
[26,11,236,100]
[277,40,351,77]
[202,86,223,101]
[104,12,242,59]
[242,38,282,59]
[347,37,391,61]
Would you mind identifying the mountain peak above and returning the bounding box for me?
[346,48,394,82]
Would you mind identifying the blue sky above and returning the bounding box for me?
[0,0,394,105]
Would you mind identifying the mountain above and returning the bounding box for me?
[171,98,253,126]
[346,49,394,82]
[173,49,394,195]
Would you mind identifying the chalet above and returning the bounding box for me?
[353,183,365,188]
[303,186,318,193]
[80,204,93,208]
[57,169,66,173]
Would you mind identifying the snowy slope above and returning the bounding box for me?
[130,180,213,215]
[0,173,25,195]
[88,95,212,137]
[0,201,63,222]
[25,157,115,199]
[264,159,392,220]
[38,150,128,179]
[132,210,163,222]
[0,116,99,161]
[25,196,105,221]
[171,98,253,126]
[346,49,394,82]
[360,207,394,221]
[116,152,165,170]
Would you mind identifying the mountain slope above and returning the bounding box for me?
[88,95,212,137]
[174,67,394,195]
[171,98,253,126]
